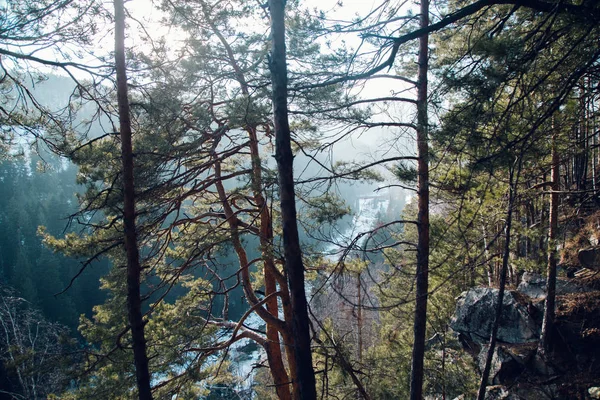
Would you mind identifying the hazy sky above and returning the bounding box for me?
[31,0,415,179]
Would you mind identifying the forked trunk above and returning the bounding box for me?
[249,126,293,400]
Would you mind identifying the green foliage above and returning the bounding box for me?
[2,0,599,398]
[394,162,417,184]
[305,192,351,224]
[70,264,226,398]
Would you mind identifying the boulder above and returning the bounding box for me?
[579,247,600,270]
[450,288,539,344]
[518,272,547,299]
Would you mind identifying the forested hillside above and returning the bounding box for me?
[0,0,599,399]
[0,152,108,329]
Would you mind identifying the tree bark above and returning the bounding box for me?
[357,271,363,364]
[409,0,430,399]
[476,162,520,400]
[268,0,317,398]
[214,156,293,399]
[249,126,293,400]
[113,1,153,398]
[280,284,301,399]
[207,11,293,394]
[539,131,559,357]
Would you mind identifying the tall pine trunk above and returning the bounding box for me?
[114,1,153,398]
[409,0,430,398]
[268,0,317,398]
[477,161,520,400]
[539,131,559,357]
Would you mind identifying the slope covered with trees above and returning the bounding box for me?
[0,152,108,329]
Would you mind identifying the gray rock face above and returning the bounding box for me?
[517,272,547,299]
[579,247,600,270]
[517,272,590,299]
[450,287,539,344]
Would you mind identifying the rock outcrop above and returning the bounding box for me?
[451,282,600,400]
[450,287,540,344]
[516,272,547,299]
[483,385,523,399]
[578,247,600,270]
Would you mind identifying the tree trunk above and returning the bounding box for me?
[357,271,363,364]
[214,157,292,399]
[208,12,293,394]
[268,1,317,398]
[539,131,559,357]
[476,161,520,400]
[113,1,153,398]
[590,76,598,198]
[479,201,493,286]
[249,126,293,400]
[409,0,430,399]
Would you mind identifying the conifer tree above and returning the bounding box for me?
[409,0,431,397]
[269,0,317,397]
[113,0,153,397]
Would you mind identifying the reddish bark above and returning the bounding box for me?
[249,126,293,400]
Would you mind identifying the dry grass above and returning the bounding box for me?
[560,210,600,267]
[556,291,600,317]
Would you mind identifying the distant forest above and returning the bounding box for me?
[0,152,108,329]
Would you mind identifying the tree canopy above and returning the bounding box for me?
[0,0,599,398]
